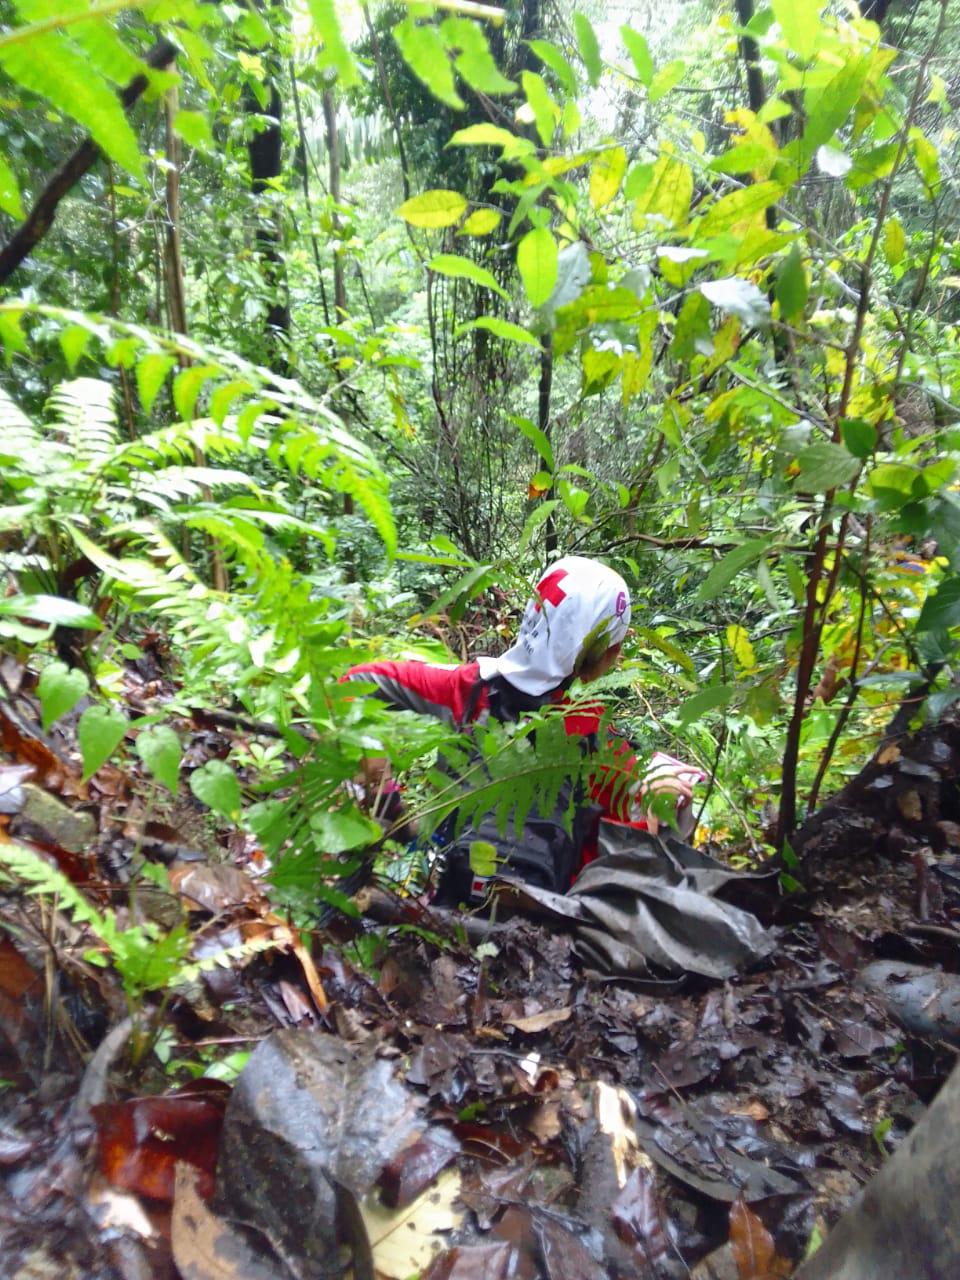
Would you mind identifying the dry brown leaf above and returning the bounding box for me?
[726,1100,770,1122]
[504,1006,572,1034]
[876,743,901,764]
[728,1196,790,1279]
[526,1101,562,1143]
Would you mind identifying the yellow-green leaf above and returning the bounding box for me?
[458,208,501,236]
[695,181,783,239]
[726,624,756,671]
[393,18,463,110]
[883,216,906,267]
[521,70,558,148]
[649,58,685,104]
[429,253,508,300]
[590,145,627,210]
[398,189,467,229]
[632,155,693,229]
[772,0,822,60]
[0,152,24,220]
[307,0,359,87]
[517,227,558,309]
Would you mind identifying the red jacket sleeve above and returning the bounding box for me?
[341,660,486,727]
[560,699,638,820]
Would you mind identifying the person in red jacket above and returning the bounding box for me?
[342,556,702,855]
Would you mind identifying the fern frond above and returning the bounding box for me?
[46,378,119,466]
[0,383,40,467]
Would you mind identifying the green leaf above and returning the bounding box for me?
[0,152,24,220]
[841,418,877,459]
[173,109,214,152]
[795,442,860,491]
[59,324,91,373]
[136,353,177,415]
[521,70,558,148]
[78,705,128,780]
[469,840,498,877]
[457,316,539,347]
[696,538,771,602]
[458,208,501,236]
[0,594,102,628]
[632,155,693,229]
[0,36,144,179]
[590,146,627,210]
[38,662,88,732]
[775,246,808,321]
[573,13,602,87]
[393,18,463,110]
[648,58,685,103]
[676,684,734,725]
[512,413,554,469]
[772,0,821,60]
[526,38,577,95]
[136,725,182,795]
[917,579,960,633]
[448,123,527,152]
[398,189,468,229]
[517,227,558,309]
[621,26,653,87]
[0,309,28,363]
[173,364,215,421]
[306,0,359,87]
[800,56,869,162]
[696,181,782,239]
[190,760,242,818]
[883,216,906,267]
[310,805,381,854]
[518,500,559,555]
[429,253,508,299]
[441,17,515,95]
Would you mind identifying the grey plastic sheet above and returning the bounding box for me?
[494,825,776,980]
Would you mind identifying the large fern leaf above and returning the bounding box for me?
[0,383,39,470]
[46,378,120,467]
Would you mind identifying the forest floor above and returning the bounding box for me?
[1,648,959,1280]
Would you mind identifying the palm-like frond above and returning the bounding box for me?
[46,378,119,467]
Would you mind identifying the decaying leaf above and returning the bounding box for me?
[172,1162,286,1280]
[504,1006,572,1034]
[360,1166,463,1279]
[728,1196,790,1278]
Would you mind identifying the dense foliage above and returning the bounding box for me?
[1,0,959,923]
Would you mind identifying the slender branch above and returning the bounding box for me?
[0,0,141,51]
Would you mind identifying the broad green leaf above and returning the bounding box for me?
[909,127,940,193]
[590,146,627,210]
[518,500,559,555]
[310,806,381,854]
[307,0,359,87]
[794,442,859,491]
[526,38,577,95]
[621,26,653,87]
[173,364,215,421]
[78,705,128,780]
[772,0,821,60]
[700,277,770,328]
[573,13,602,87]
[398,189,467,229]
[136,353,177,415]
[649,58,685,104]
[521,70,558,148]
[442,17,515,95]
[136,725,182,795]
[429,253,508,300]
[393,18,463,110]
[448,123,528,152]
[676,684,734,725]
[917,579,960,633]
[841,418,877,459]
[38,662,88,732]
[696,538,771,602]
[0,309,28,363]
[59,325,91,373]
[512,414,555,469]
[632,155,692,229]
[458,316,539,347]
[517,227,558,309]
[0,36,144,179]
[775,246,807,321]
[469,839,498,877]
[542,241,592,323]
[0,152,24,220]
[0,594,102,628]
[799,57,869,162]
[458,208,501,236]
[190,760,242,818]
[695,181,782,239]
[708,141,774,175]
[883,215,906,266]
[174,109,214,152]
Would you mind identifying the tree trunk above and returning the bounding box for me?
[245,57,291,371]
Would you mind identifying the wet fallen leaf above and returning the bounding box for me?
[172,1162,285,1280]
[504,1006,572,1034]
[611,1163,668,1264]
[729,1196,790,1279]
[170,863,265,915]
[379,1127,461,1210]
[423,1242,520,1280]
[360,1166,463,1279]
[595,1081,639,1187]
[92,1086,228,1203]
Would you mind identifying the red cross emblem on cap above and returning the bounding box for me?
[534,568,568,611]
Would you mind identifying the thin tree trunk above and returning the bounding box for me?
[322,88,347,320]
[538,335,556,558]
[245,48,291,371]
[163,86,227,594]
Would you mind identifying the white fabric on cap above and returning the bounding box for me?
[478,556,632,696]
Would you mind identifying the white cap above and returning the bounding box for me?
[481,556,631,696]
